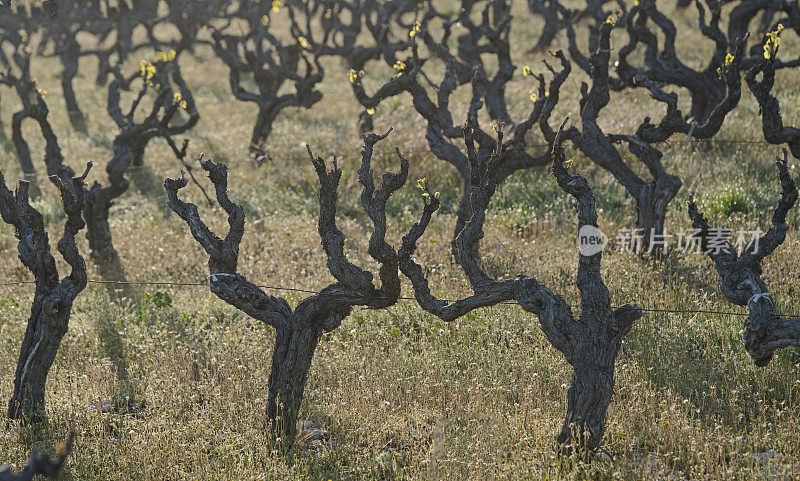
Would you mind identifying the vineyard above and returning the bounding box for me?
[1,0,800,479]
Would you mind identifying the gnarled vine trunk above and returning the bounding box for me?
[9,290,74,421]
[249,108,277,162]
[557,362,615,449]
[634,175,683,255]
[59,45,84,124]
[166,130,413,447]
[210,3,325,165]
[0,165,91,422]
[398,117,642,451]
[689,151,800,367]
[83,56,197,275]
[84,186,119,265]
[11,111,37,176]
[266,324,322,442]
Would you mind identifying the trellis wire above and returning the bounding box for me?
[119,137,791,174]
[0,137,782,187]
[0,277,790,318]
[0,136,793,318]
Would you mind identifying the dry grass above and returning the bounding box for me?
[1,2,800,479]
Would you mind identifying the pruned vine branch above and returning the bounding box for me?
[0,432,73,481]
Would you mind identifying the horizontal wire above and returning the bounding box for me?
[0,137,788,317]
[0,137,779,176]
[0,277,783,318]
[664,139,773,145]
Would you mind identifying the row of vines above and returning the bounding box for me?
[1,0,800,476]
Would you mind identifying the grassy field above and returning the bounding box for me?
[1,2,800,479]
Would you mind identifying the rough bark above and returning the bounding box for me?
[688,150,800,366]
[165,130,414,447]
[266,325,321,443]
[398,117,642,451]
[10,112,36,176]
[0,164,91,422]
